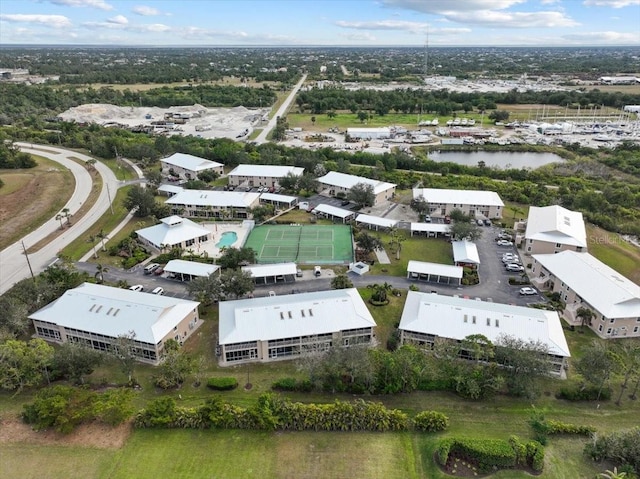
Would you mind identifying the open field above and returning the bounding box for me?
[68,78,281,92]
[587,223,640,285]
[0,155,74,251]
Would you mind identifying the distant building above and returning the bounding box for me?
[346,127,391,140]
[624,105,640,113]
[524,205,586,255]
[227,164,304,188]
[218,289,376,366]
[413,188,504,219]
[599,76,640,85]
[161,153,224,180]
[317,171,396,205]
[30,283,201,365]
[165,190,260,219]
[399,291,570,377]
[531,251,640,339]
[135,216,211,252]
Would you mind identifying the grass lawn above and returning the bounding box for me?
[360,287,406,348]
[587,223,640,285]
[501,202,530,229]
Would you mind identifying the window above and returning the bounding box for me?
[610,318,615,324]
[495,319,499,327]
[472,316,476,324]
[634,326,639,333]
[486,318,490,326]
[598,324,603,332]
[463,314,468,323]
[606,328,612,335]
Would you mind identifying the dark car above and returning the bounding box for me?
[341,199,351,206]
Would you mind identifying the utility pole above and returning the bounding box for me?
[106,182,114,215]
[21,241,35,280]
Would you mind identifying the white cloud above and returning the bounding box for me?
[340,32,377,42]
[107,15,128,25]
[541,0,561,3]
[0,14,72,28]
[563,31,640,43]
[132,5,161,16]
[444,10,579,27]
[50,0,113,11]
[82,20,170,32]
[382,0,526,13]
[335,20,429,32]
[583,0,640,7]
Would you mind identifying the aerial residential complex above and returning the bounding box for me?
[399,291,571,376]
[413,188,504,219]
[217,288,377,365]
[136,216,211,252]
[29,283,201,365]
[531,251,640,339]
[165,190,260,219]
[160,152,224,180]
[227,164,304,189]
[524,205,587,255]
[317,171,396,205]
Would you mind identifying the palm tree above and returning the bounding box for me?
[88,235,98,259]
[96,229,108,252]
[55,213,65,230]
[368,282,393,303]
[599,467,627,479]
[60,207,72,226]
[94,263,109,284]
[576,307,594,332]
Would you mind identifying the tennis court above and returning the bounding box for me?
[244,224,354,264]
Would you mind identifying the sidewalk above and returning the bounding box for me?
[375,248,391,264]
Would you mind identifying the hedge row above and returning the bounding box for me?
[206,377,238,390]
[134,393,448,433]
[545,419,595,436]
[271,377,313,392]
[437,436,544,473]
[556,385,612,401]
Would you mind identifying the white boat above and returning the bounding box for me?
[468,119,476,126]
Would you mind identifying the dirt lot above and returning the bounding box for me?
[0,157,74,251]
[58,103,270,140]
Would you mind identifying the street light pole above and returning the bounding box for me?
[106,183,114,215]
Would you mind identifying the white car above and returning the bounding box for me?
[519,287,537,295]
[497,240,514,246]
[151,287,164,295]
[506,264,525,272]
[129,284,144,292]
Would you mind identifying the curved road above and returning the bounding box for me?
[0,144,119,295]
[254,73,307,144]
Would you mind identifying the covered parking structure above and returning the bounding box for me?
[164,259,220,281]
[242,262,297,285]
[259,192,298,210]
[355,214,397,231]
[452,240,480,269]
[410,222,450,238]
[407,260,463,285]
[311,204,356,223]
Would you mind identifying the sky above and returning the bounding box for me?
[0,0,639,47]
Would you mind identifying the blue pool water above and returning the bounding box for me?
[216,231,238,248]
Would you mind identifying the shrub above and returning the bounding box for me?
[556,385,612,401]
[585,427,640,473]
[413,410,449,432]
[207,377,238,390]
[271,377,313,392]
[545,419,595,436]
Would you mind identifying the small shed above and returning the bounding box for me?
[350,261,370,275]
[311,204,356,223]
[260,192,298,209]
[242,263,298,284]
[452,240,480,268]
[407,260,463,285]
[410,222,450,238]
[164,259,220,281]
[355,214,397,231]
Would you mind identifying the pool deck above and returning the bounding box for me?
[190,222,251,258]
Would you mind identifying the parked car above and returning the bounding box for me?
[519,287,537,296]
[476,219,484,226]
[154,267,164,276]
[129,284,144,292]
[314,266,322,277]
[296,268,303,277]
[497,240,514,246]
[484,219,492,226]
[424,215,432,223]
[341,199,351,206]
[505,264,525,272]
[268,291,276,297]
[144,263,160,275]
[151,287,164,295]
[502,256,520,263]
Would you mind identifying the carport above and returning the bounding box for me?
[410,222,450,238]
[242,262,297,284]
[407,260,463,285]
[260,192,298,209]
[355,214,397,231]
[311,204,356,223]
[164,259,220,281]
[452,240,481,269]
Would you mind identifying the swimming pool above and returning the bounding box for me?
[216,231,238,248]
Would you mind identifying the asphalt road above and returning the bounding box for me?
[254,73,307,144]
[0,144,119,295]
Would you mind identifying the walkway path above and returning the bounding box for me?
[254,73,307,144]
[0,144,119,295]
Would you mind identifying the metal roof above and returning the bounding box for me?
[135,216,210,248]
[164,259,220,277]
[260,192,298,203]
[312,203,355,218]
[317,171,396,195]
[355,214,397,228]
[452,240,481,264]
[407,260,463,279]
[28,283,200,345]
[410,222,450,233]
[161,153,223,171]
[228,164,304,177]
[400,291,570,357]
[158,184,184,195]
[533,251,640,319]
[242,263,297,278]
[525,205,587,248]
[166,190,260,208]
[413,188,504,207]
[219,288,376,345]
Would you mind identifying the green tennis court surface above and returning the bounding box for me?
[244,224,354,264]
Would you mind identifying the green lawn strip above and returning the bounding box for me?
[87,216,156,268]
[99,158,137,182]
[60,185,133,261]
[586,224,640,285]
[0,443,116,479]
[501,202,530,229]
[360,287,405,349]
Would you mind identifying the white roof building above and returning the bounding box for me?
[219,288,376,345]
[355,214,398,230]
[29,283,201,362]
[524,205,587,253]
[166,190,261,209]
[410,223,450,235]
[242,263,298,281]
[346,127,391,139]
[318,171,396,197]
[161,153,223,174]
[164,259,220,278]
[399,291,570,374]
[407,260,463,284]
[227,164,304,179]
[136,216,211,250]
[413,188,504,208]
[312,204,356,222]
[452,240,480,265]
[532,251,640,320]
